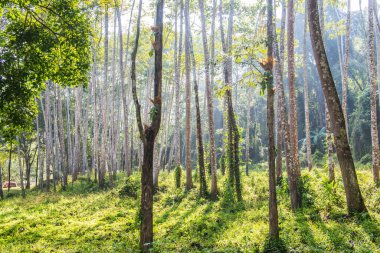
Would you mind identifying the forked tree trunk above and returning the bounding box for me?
[130,0,164,251]
[307,0,367,213]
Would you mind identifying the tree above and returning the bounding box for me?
[220,0,242,202]
[342,0,351,137]
[303,3,312,171]
[188,16,207,197]
[184,0,193,191]
[287,0,300,180]
[198,0,218,197]
[368,0,380,183]
[266,0,279,240]
[130,0,164,250]
[307,0,367,213]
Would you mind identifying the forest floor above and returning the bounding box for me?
[1,166,380,253]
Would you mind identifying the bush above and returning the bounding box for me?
[174,165,182,188]
[359,154,372,165]
[119,176,139,199]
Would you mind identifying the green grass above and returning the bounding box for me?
[0,167,379,253]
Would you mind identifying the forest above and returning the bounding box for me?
[1,0,380,252]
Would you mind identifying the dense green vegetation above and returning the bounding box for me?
[1,167,379,253]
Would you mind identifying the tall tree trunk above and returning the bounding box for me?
[275,0,287,182]
[287,0,300,177]
[266,0,279,240]
[130,0,164,250]
[188,23,207,197]
[307,0,367,213]
[343,0,351,142]
[198,0,218,197]
[66,90,73,182]
[7,142,12,192]
[53,86,60,190]
[245,87,251,176]
[44,89,51,191]
[116,1,133,177]
[184,0,193,190]
[273,4,299,211]
[73,88,82,182]
[174,0,183,167]
[303,5,312,171]
[368,0,380,183]
[17,137,26,198]
[220,0,241,202]
[57,88,67,187]
[319,0,335,182]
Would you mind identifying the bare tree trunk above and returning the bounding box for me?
[57,88,67,188]
[17,137,26,198]
[130,0,164,250]
[343,0,351,142]
[245,87,251,176]
[303,5,312,171]
[198,0,218,197]
[66,90,73,182]
[53,85,60,190]
[267,0,279,240]
[184,0,193,190]
[188,23,207,196]
[44,89,51,191]
[368,0,380,183]
[307,0,367,213]
[116,1,133,176]
[73,88,82,182]
[287,0,300,177]
[174,0,183,168]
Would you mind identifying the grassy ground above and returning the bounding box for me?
[0,167,379,253]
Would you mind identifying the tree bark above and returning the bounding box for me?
[198,0,218,197]
[307,0,367,213]
[17,137,26,198]
[130,0,164,250]
[188,22,207,197]
[287,0,300,176]
[303,5,312,171]
[342,0,351,138]
[368,0,380,183]
[267,0,279,240]
[184,0,193,190]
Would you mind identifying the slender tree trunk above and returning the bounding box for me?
[44,89,51,191]
[343,0,351,141]
[174,0,183,167]
[307,0,367,213]
[303,5,312,171]
[73,88,82,182]
[287,0,300,177]
[7,142,12,192]
[116,2,132,177]
[0,163,3,199]
[53,86,60,191]
[267,0,279,239]
[198,0,218,197]
[130,0,164,250]
[245,87,251,176]
[368,0,380,183]
[188,24,207,197]
[17,137,26,198]
[66,90,73,182]
[184,0,193,190]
